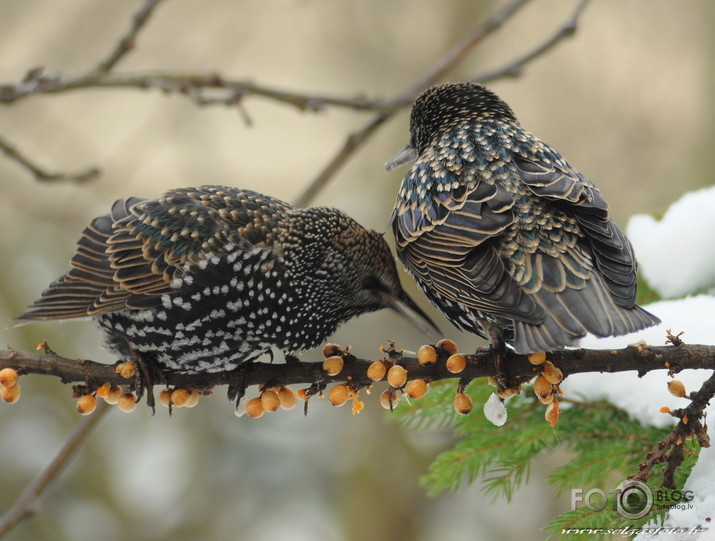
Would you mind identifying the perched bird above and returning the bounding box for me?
[386,82,659,354]
[17,186,437,391]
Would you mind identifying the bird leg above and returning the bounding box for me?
[480,321,509,391]
[125,351,165,415]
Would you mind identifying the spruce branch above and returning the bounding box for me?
[2,342,714,402]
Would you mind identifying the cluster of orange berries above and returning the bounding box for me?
[244,387,298,418]
[0,368,21,404]
[524,352,564,426]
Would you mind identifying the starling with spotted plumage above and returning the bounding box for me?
[17,186,437,394]
[386,82,659,354]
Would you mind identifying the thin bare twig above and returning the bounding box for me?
[0,403,110,537]
[471,0,592,83]
[294,0,594,207]
[0,133,100,183]
[93,0,167,74]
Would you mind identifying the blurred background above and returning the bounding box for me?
[1,1,713,540]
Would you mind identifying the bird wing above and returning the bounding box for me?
[16,187,284,322]
[514,156,639,307]
[393,163,542,323]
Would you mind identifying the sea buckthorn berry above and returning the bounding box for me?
[406,379,429,400]
[545,399,560,427]
[95,382,111,398]
[1,384,20,404]
[261,390,281,412]
[328,384,349,407]
[117,393,137,412]
[380,389,400,410]
[277,387,297,410]
[323,356,344,376]
[527,352,547,365]
[417,345,437,365]
[497,385,518,400]
[436,339,458,355]
[185,390,200,408]
[367,361,387,382]
[105,386,122,405]
[246,397,265,418]
[115,361,136,379]
[159,389,172,407]
[533,375,553,401]
[0,368,19,388]
[76,394,97,415]
[541,361,563,384]
[387,365,408,388]
[453,391,473,415]
[446,354,467,374]
[322,343,342,359]
[667,380,687,398]
[171,388,191,407]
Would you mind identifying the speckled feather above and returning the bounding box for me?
[389,83,659,353]
[18,186,436,374]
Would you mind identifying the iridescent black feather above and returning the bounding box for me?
[387,82,659,353]
[18,187,437,374]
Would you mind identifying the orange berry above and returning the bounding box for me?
[446,354,467,374]
[115,361,136,379]
[380,389,400,410]
[246,397,265,418]
[323,356,344,376]
[0,368,19,388]
[527,352,547,365]
[117,393,137,412]
[322,343,342,358]
[533,375,553,402]
[541,362,563,384]
[453,392,473,415]
[436,339,458,355]
[159,389,172,407]
[1,384,20,404]
[171,388,191,407]
[497,385,519,400]
[76,394,97,415]
[660,406,671,414]
[95,382,111,398]
[367,361,387,382]
[667,380,687,398]
[104,386,122,405]
[277,387,297,410]
[417,345,437,365]
[261,390,281,412]
[328,384,349,407]
[406,379,428,400]
[387,365,408,388]
[545,399,560,427]
[185,390,200,408]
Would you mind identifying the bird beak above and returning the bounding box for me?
[382,290,441,340]
[385,144,417,171]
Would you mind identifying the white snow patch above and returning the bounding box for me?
[628,186,715,299]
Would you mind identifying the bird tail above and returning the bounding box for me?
[511,274,660,354]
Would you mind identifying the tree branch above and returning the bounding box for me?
[0,402,110,537]
[2,342,713,400]
[631,369,714,488]
[92,0,167,74]
[295,0,592,207]
[0,133,100,183]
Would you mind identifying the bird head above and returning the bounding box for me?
[385,82,518,171]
